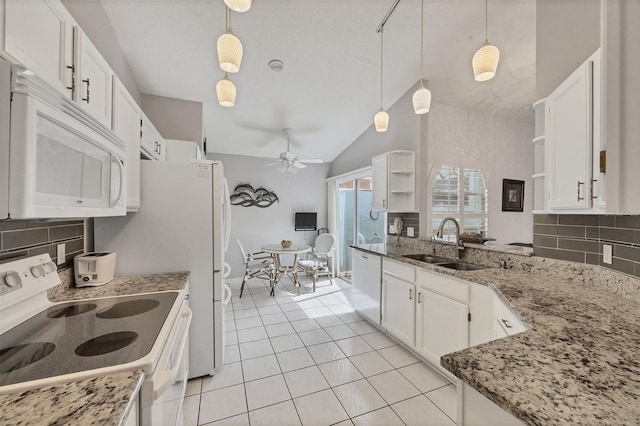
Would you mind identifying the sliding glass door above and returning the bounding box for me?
[336,175,385,282]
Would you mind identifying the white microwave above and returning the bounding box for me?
[0,61,126,219]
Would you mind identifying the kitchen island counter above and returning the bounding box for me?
[353,243,640,425]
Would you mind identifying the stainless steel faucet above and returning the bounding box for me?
[436,217,464,259]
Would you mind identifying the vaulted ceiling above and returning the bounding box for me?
[101,0,536,162]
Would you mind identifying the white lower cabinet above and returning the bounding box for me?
[416,288,469,364]
[382,273,416,347]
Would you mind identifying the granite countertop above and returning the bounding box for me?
[3,272,190,425]
[353,244,640,425]
[0,370,144,426]
[49,271,190,302]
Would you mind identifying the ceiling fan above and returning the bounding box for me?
[265,128,322,174]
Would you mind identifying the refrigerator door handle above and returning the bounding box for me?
[222,178,231,253]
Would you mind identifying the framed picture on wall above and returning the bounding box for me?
[502,179,525,212]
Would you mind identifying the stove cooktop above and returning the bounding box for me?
[0,292,178,387]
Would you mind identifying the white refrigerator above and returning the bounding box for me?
[94,160,231,378]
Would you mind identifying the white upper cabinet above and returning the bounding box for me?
[3,0,74,98]
[546,49,605,213]
[74,28,113,129]
[112,77,141,211]
[372,151,416,213]
[140,112,165,161]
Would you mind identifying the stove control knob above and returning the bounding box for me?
[44,262,57,274]
[31,265,46,278]
[4,271,21,288]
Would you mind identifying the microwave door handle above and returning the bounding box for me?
[110,157,125,208]
[153,306,192,400]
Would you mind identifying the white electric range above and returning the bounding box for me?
[0,254,191,426]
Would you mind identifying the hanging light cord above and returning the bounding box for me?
[380,27,384,109]
[419,0,424,83]
[226,6,231,32]
[484,0,488,42]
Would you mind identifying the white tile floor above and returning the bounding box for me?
[183,276,457,426]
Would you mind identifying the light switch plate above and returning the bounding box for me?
[56,243,65,265]
[407,227,415,237]
[603,244,612,264]
[389,225,396,234]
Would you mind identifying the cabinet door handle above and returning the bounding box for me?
[577,181,584,202]
[360,254,368,259]
[82,78,90,103]
[417,293,422,303]
[66,65,75,95]
[382,199,386,208]
[158,143,162,155]
[501,318,513,329]
[409,289,413,300]
[154,141,159,153]
[590,179,598,199]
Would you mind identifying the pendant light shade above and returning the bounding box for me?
[374,109,389,132]
[217,7,243,73]
[473,0,500,82]
[472,43,500,81]
[224,0,251,13]
[216,74,236,107]
[217,30,243,73]
[413,82,432,114]
[412,0,431,114]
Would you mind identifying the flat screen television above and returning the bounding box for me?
[295,212,317,231]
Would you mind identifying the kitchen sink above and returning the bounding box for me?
[402,254,450,264]
[437,262,487,271]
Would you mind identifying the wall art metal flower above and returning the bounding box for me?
[229,183,279,208]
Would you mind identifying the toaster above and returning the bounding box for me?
[74,252,116,287]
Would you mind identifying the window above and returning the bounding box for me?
[431,165,488,239]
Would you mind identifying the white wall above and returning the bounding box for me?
[419,102,534,244]
[61,0,141,103]
[142,94,203,147]
[328,83,420,177]
[208,153,330,279]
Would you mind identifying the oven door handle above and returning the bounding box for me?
[153,306,192,400]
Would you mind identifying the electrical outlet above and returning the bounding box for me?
[603,244,612,265]
[56,243,65,265]
[407,227,415,237]
[389,225,396,234]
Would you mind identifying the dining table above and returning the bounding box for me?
[261,244,312,295]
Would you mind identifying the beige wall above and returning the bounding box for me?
[142,94,203,147]
[535,0,601,99]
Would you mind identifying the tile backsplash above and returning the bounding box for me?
[533,214,640,277]
[0,219,85,270]
[387,213,419,238]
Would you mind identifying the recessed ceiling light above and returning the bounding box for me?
[268,59,284,72]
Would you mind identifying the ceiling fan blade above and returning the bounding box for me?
[298,159,323,164]
[264,162,281,167]
[293,162,307,169]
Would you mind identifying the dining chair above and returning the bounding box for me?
[297,233,335,292]
[236,239,275,298]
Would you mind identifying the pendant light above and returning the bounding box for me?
[374,27,389,132]
[216,73,236,107]
[217,7,243,73]
[412,0,432,114]
[472,0,500,82]
[224,0,251,13]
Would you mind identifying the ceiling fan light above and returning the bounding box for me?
[412,82,432,114]
[374,108,389,132]
[224,0,251,12]
[216,74,236,107]
[217,30,243,73]
[472,42,500,82]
